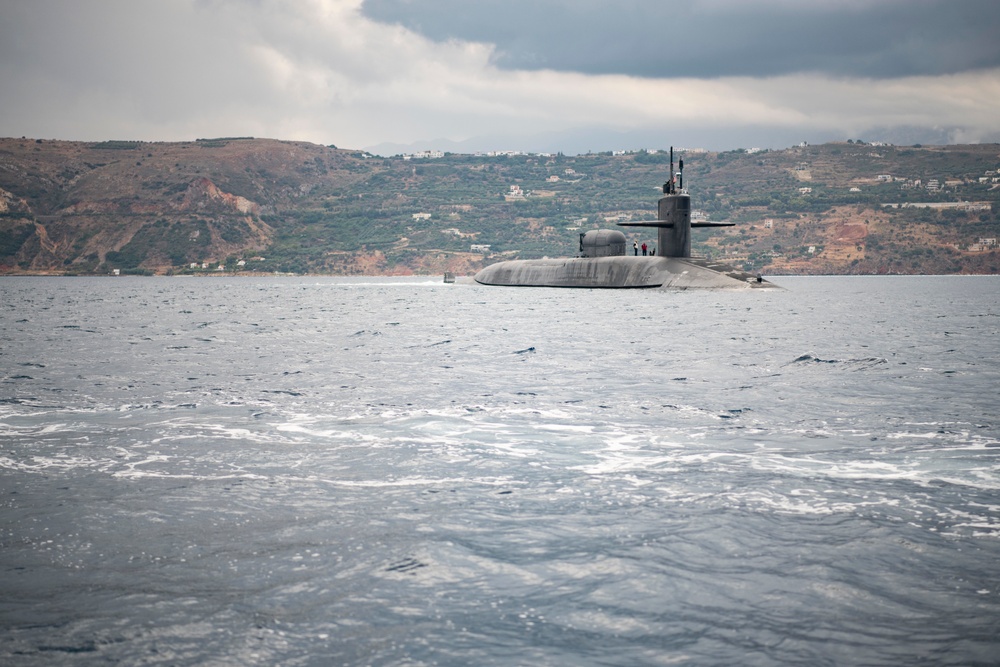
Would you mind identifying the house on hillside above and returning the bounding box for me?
[967,238,998,252]
[405,150,443,159]
[505,185,525,201]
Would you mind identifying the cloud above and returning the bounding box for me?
[0,0,273,137]
[1,0,998,153]
[361,0,1000,79]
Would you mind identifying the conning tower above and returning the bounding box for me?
[656,189,692,257]
[619,147,732,257]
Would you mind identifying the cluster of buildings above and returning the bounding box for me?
[402,150,444,160]
[877,168,1000,191]
[964,238,998,253]
[477,150,556,158]
[187,257,265,272]
[404,147,711,160]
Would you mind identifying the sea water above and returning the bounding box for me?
[1,275,998,665]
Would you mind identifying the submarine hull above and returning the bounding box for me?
[473,256,778,289]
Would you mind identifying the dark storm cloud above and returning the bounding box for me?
[360,0,1000,79]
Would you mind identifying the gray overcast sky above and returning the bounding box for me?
[1,0,999,154]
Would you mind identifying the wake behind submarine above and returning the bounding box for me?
[473,149,779,289]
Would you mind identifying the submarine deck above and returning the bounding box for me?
[473,255,779,289]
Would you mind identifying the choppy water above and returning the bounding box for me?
[1,275,999,666]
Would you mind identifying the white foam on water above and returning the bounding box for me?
[308,475,514,489]
[111,470,269,481]
[885,431,949,440]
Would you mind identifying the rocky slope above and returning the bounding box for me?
[1,137,997,275]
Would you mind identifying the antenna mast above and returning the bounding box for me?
[667,147,674,194]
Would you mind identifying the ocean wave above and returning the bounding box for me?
[786,354,889,370]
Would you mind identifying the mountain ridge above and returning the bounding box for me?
[1,137,998,276]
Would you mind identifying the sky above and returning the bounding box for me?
[2,0,999,155]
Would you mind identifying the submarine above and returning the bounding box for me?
[474,149,779,289]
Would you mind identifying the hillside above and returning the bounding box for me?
[1,138,998,275]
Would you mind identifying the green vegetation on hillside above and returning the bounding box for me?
[0,138,997,275]
[91,140,142,150]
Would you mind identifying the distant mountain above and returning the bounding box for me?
[1,137,998,276]
[364,122,1000,158]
